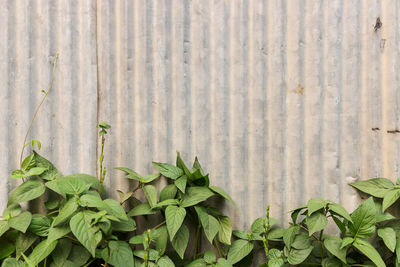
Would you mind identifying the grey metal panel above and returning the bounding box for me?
[2,0,400,231]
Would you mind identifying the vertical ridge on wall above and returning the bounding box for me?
[3,0,400,230]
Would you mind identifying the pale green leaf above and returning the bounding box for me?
[291,233,311,250]
[251,217,279,234]
[53,176,88,195]
[328,203,353,223]
[79,193,104,209]
[160,184,178,201]
[111,217,136,232]
[181,187,214,207]
[8,179,46,206]
[33,151,60,181]
[154,225,168,254]
[69,211,102,257]
[209,186,235,206]
[53,198,78,226]
[143,185,158,208]
[143,173,160,183]
[0,220,9,237]
[349,197,376,238]
[305,212,328,236]
[128,203,156,216]
[28,239,58,266]
[102,199,128,221]
[383,189,400,211]
[204,250,216,263]
[174,175,187,193]
[287,247,313,265]
[323,236,347,263]
[101,241,133,267]
[283,225,300,248]
[377,227,396,252]
[217,216,232,245]
[63,174,100,190]
[227,239,254,264]
[194,206,219,243]
[158,255,175,267]
[47,225,71,243]
[1,258,24,267]
[349,178,394,198]
[153,162,183,179]
[307,199,326,215]
[166,205,186,240]
[340,237,354,249]
[9,212,32,233]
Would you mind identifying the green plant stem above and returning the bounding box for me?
[144,229,151,267]
[319,230,324,259]
[193,222,201,259]
[83,259,96,267]
[46,210,59,216]
[153,220,166,230]
[213,238,222,258]
[19,53,59,167]
[98,135,106,193]
[64,235,80,244]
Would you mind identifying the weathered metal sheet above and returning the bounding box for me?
[1,0,400,231]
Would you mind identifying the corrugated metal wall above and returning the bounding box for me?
[1,0,400,230]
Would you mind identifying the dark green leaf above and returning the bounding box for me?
[194,206,219,243]
[171,224,189,259]
[0,239,15,260]
[111,217,136,232]
[28,214,51,236]
[69,245,91,266]
[176,152,191,178]
[291,233,311,250]
[349,178,394,198]
[154,225,168,255]
[340,237,354,249]
[153,199,179,209]
[33,151,60,181]
[102,241,133,267]
[16,232,38,259]
[51,239,72,266]
[53,198,79,226]
[8,179,46,206]
[353,238,385,267]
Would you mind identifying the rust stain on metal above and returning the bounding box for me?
[287,84,304,95]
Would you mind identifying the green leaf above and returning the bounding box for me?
[102,199,128,221]
[133,249,159,261]
[3,205,22,219]
[160,184,178,201]
[194,206,220,243]
[154,225,168,254]
[321,258,342,267]
[216,258,232,267]
[181,187,214,207]
[69,245,90,266]
[11,170,26,179]
[204,250,216,264]
[171,224,189,259]
[377,227,396,252]
[1,258,24,267]
[383,189,400,211]
[217,216,232,245]
[374,201,396,222]
[209,186,235,206]
[16,232,38,259]
[305,212,328,236]
[51,239,72,266]
[307,199,326,215]
[129,234,144,245]
[283,225,300,249]
[143,173,160,183]
[287,247,313,265]
[251,217,279,234]
[0,239,15,260]
[21,154,35,170]
[349,178,394,198]
[128,203,156,216]
[323,236,347,263]
[158,255,175,267]
[111,217,136,232]
[53,198,79,226]
[0,221,9,237]
[353,238,385,267]
[153,162,183,179]
[33,151,60,181]
[396,239,400,264]
[115,167,142,181]
[28,239,58,266]
[53,176,88,195]
[9,212,32,233]
[176,152,191,177]
[8,179,46,206]
[340,237,354,249]
[47,225,71,243]
[349,197,376,238]
[98,121,111,129]
[101,241,133,267]
[25,167,47,177]
[328,203,353,223]
[79,193,104,209]
[166,205,186,240]
[291,233,311,250]
[28,214,51,236]
[174,175,187,193]
[227,239,254,264]
[143,185,158,208]
[69,211,102,257]
[63,174,100,190]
